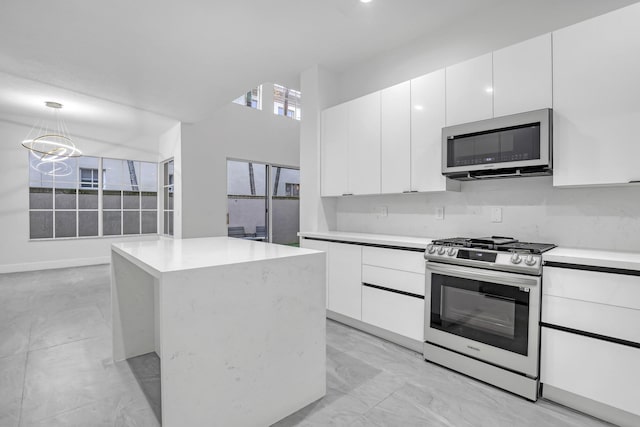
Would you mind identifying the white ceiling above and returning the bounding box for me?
[0,0,638,134]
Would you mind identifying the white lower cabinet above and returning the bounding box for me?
[362,286,424,342]
[541,265,640,424]
[541,328,640,417]
[327,242,362,320]
[300,238,329,309]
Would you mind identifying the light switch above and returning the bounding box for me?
[435,206,445,220]
[491,207,502,223]
[375,206,388,218]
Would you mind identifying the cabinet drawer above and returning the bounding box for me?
[362,265,424,296]
[541,327,640,416]
[362,246,425,274]
[543,266,640,310]
[542,295,640,343]
[362,286,424,341]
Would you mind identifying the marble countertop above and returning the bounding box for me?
[112,236,320,275]
[543,247,640,271]
[298,231,434,250]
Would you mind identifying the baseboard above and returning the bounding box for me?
[326,310,423,353]
[0,256,110,274]
[542,384,640,427]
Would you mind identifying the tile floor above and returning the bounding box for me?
[0,265,610,426]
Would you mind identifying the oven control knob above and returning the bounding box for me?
[437,246,446,255]
[427,244,436,254]
[510,253,522,264]
[447,247,457,256]
[524,255,537,266]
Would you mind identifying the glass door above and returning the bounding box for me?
[270,166,300,246]
[227,160,268,240]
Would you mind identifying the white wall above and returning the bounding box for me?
[180,92,300,239]
[0,120,161,273]
[299,65,338,233]
[300,2,640,252]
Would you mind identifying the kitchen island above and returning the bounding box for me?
[111,237,326,427]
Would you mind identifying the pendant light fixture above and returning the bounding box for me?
[22,101,82,163]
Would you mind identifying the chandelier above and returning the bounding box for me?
[22,101,82,163]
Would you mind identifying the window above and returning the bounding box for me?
[162,159,174,236]
[233,86,262,110]
[80,168,100,188]
[29,155,100,239]
[103,159,158,236]
[28,154,158,240]
[285,183,300,197]
[273,84,301,120]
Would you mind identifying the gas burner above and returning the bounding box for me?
[426,236,556,275]
[430,236,556,254]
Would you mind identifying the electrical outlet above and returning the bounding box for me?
[435,206,445,220]
[491,207,503,223]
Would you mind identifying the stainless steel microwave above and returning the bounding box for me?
[442,108,552,180]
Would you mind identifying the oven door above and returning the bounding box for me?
[425,262,540,377]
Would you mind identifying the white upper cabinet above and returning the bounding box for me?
[320,103,349,196]
[493,33,552,117]
[348,92,381,195]
[553,3,640,187]
[381,81,411,194]
[445,53,493,126]
[411,69,459,192]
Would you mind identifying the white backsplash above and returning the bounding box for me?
[335,176,640,252]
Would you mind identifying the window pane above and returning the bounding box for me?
[227,160,266,196]
[30,211,53,239]
[103,190,122,209]
[29,187,53,209]
[124,161,140,191]
[123,191,140,209]
[139,162,158,191]
[103,211,122,235]
[141,211,157,234]
[78,211,99,237]
[103,158,125,190]
[52,157,78,183]
[55,189,77,210]
[168,211,174,236]
[55,211,76,238]
[123,211,140,235]
[141,192,157,209]
[78,189,99,210]
[29,153,54,187]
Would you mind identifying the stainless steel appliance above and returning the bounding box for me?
[442,109,552,180]
[423,236,556,401]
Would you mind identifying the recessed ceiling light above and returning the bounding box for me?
[414,105,424,111]
[360,0,373,3]
[485,87,494,93]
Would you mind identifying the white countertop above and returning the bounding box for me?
[300,231,640,271]
[298,231,434,250]
[543,247,640,271]
[112,236,320,275]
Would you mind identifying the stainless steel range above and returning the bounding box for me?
[423,236,556,401]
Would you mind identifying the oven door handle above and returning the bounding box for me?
[426,262,539,288]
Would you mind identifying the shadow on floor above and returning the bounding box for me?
[127,352,162,423]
